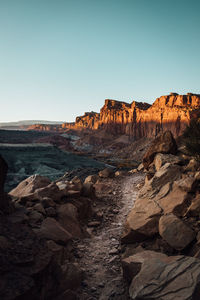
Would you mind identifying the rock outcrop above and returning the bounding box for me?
[124,251,200,300]
[143,131,177,169]
[1,162,98,299]
[122,132,200,299]
[61,93,200,138]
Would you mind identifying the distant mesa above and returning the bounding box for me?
[28,93,200,139]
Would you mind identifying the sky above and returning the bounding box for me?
[0,0,200,122]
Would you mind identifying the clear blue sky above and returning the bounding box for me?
[0,0,200,122]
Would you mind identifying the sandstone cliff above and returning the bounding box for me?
[67,93,200,138]
[33,93,200,139]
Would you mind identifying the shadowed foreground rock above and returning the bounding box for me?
[0,216,61,300]
[128,251,200,300]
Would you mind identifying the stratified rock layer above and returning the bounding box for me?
[62,93,200,138]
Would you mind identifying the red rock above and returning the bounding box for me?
[143,131,177,169]
[29,94,200,141]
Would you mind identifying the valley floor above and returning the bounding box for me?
[74,173,144,300]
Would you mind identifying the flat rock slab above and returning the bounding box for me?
[129,251,200,300]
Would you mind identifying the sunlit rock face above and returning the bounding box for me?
[61,93,200,138]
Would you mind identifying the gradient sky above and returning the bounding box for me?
[0,0,200,122]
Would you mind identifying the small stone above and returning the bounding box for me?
[88,221,101,227]
[109,248,119,255]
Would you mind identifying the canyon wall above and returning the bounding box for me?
[33,93,200,138]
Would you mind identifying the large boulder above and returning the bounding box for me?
[143,131,177,170]
[57,203,82,238]
[139,163,181,200]
[128,251,200,300]
[156,183,191,216]
[9,175,51,198]
[36,217,72,244]
[11,182,62,205]
[159,214,196,250]
[122,250,167,283]
[121,198,162,243]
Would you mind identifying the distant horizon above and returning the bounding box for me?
[1,0,200,122]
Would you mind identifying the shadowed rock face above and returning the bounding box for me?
[61,93,200,138]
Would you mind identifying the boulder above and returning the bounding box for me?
[98,168,115,178]
[185,158,200,172]
[41,197,56,208]
[82,182,96,198]
[159,214,196,250]
[33,203,46,214]
[36,217,72,244]
[143,131,177,170]
[9,175,51,198]
[115,170,126,177]
[28,210,44,223]
[84,174,99,184]
[56,181,70,196]
[57,203,82,238]
[154,153,181,171]
[174,176,197,192]
[121,198,162,244]
[128,251,200,300]
[139,163,181,200]
[34,183,62,202]
[157,184,190,216]
[185,194,200,217]
[70,176,83,192]
[137,163,144,172]
[122,250,168,283]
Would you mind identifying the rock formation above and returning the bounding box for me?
[0,162,97,299]
[61,93,200,138]
[121,131,200,299]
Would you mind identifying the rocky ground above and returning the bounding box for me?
[74,173,144,300]
[1,129,200,300]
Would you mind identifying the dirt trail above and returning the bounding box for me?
[74,173,144,300]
